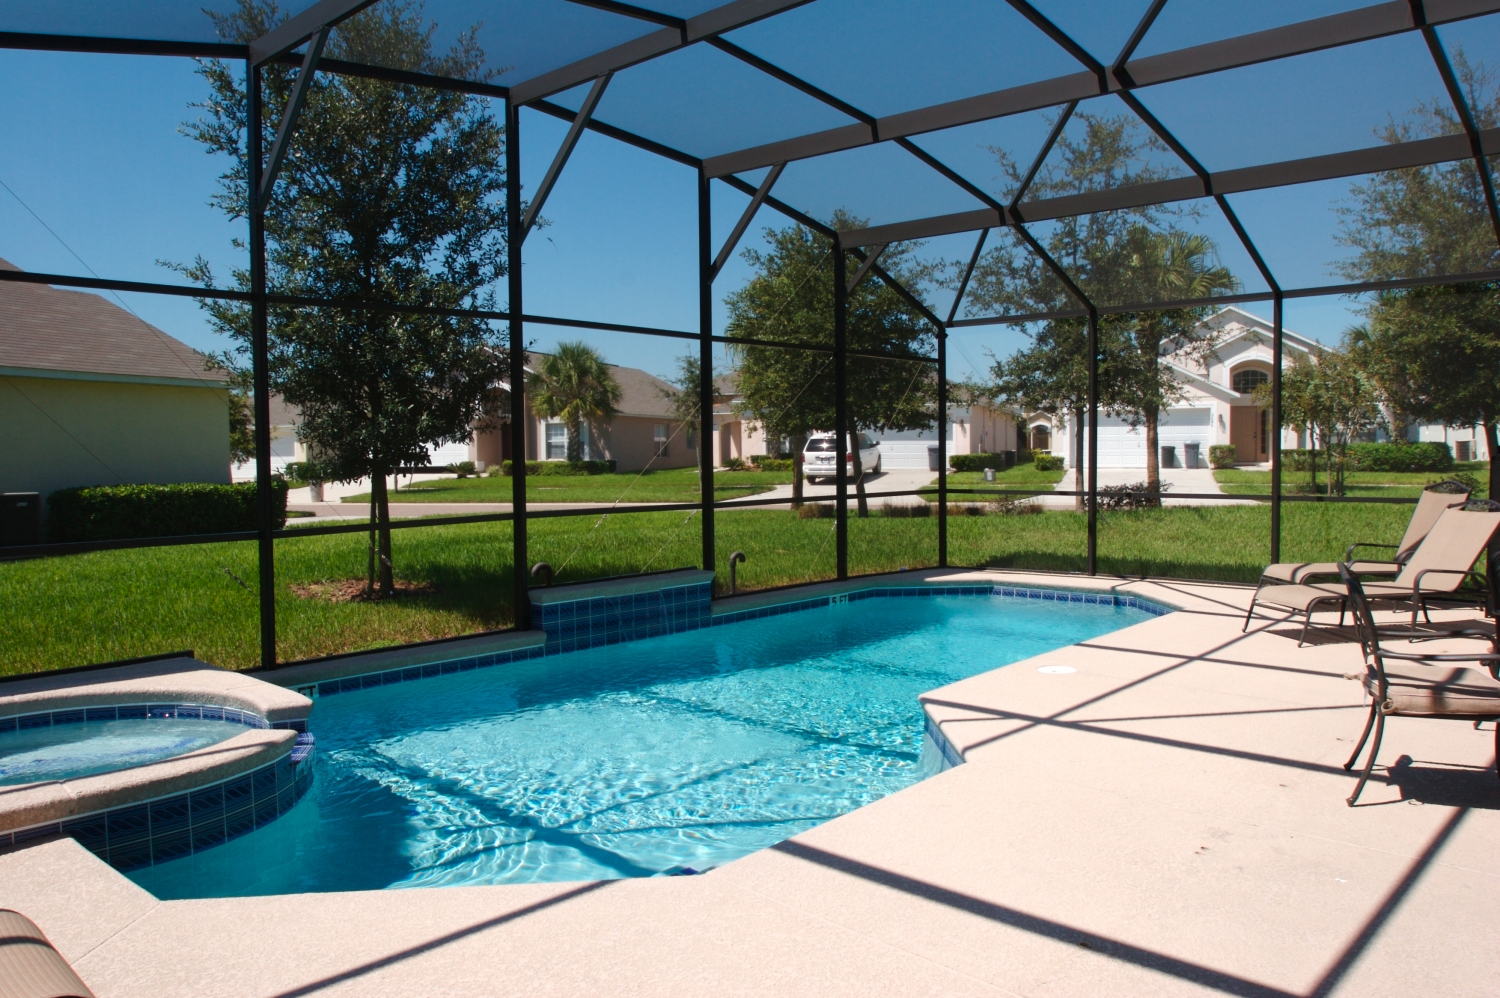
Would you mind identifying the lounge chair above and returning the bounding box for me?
[1338,563,1500,806]
[1257,479,1470,585]
[0,909,96,998]
[1244,503,1500,644]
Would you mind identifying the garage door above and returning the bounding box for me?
[1083,407,1211,468]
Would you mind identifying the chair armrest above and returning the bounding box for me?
[1375,648,1500,662]
[1411,568,1487,594]
[1344,541,1398,562]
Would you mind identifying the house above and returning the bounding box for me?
[709,373,1019,469]
[0,258,231,503]
[1030,306,1320,469]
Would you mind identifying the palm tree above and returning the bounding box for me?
[527,342,622,462]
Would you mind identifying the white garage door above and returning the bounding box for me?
[1083,407,1212,468]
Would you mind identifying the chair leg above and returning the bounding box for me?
[1344,701,1379,771]
[1242,589,1261,632]
[1494,723,1499,784]
[1299,610,1312,647]
[1347,708,1387,807]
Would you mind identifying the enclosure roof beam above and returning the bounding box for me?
[838,127,1500,247]
[1416,6,1500,249]
[845,244,885,294]
[249,0,375,66]
[259,26,330,206]
[510,0,814,105]
[703,0,1500,177]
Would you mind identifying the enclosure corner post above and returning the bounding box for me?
[1086,307,1099,576]
[834,238,849,581]
[1270,291,1284,565]
[506,99,530,631]
[698,168,716,579]
[248,60,277,669]
[937,326,948,567]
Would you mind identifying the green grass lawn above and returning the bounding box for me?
[1,500,1416,676]
[1214,462,1488,498]
[924,464,1067,500]
[342,467,790,505]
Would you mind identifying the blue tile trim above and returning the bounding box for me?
[0,742,315,871]
[311,581,1170,697]
[924,713,965,770]
[0,702,306,734]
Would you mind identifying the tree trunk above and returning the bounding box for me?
[366,489,377,597]
[1484,419,1499,500]
[1144,404,1161,508]
[790,432,806,508]
[1309,430,1319,494]
[848,414,868,518]
[371,468,394,597]
[1073,407,1085,513]
[566,420,583,462]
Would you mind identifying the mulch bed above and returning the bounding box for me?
[289,578,443,603]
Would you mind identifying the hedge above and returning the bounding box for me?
[1280,443,1454,473]
[47,482,289,543]
[749,455,793,471]
[500,459,616,476]
[950,452,1017,472]
[1033,454,1065,471]
[1209,445,1236,469]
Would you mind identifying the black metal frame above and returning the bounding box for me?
[7,0,1500,670]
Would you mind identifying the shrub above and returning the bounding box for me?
[1209,444,1236,469]
[1346,442,1452,472]
[950,452,1016,473]
[948,502,988,516]
[1033,454,1065,471]
[47,481,289,543]
[485,465,504,478]
[1432,472,1484,497]
[990,498,1044,516]
[723,456,747,471]
[448,461,478,478]
[1016,449,1033,465]
[796,502,835,519]
[880,501,931,518]
[500,459,615,476]
[749,455,793,471]
[1097,481,1169,511]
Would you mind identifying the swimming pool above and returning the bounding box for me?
[0,716,248,786]
[129,590,1158,898]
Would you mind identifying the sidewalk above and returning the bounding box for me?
[1047,467,1258,507]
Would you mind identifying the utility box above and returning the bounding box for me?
[1,493,42,547]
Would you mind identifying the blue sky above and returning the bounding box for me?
[0,37,1418,387]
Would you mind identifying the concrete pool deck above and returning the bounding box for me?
[2,571,1496,996]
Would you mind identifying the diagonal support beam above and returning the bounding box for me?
[249,0,372,66]
[711,162,784,279]
[259,26,330,207]
[946,229,990,326]
[846,244,886,294]
[520,73,612,239]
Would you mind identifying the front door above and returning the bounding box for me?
[1229,407,1268,463]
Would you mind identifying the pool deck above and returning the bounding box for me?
[2,570,1497,997]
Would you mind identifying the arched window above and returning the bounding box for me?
[1232,368,1269,395]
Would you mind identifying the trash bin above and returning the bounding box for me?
[0,493,41,547]
[927,445,940,471]
[1160,445,1177,469]
[1184,443,1200,469]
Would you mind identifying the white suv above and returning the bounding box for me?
[802,431,881,484]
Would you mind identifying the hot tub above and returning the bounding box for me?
[1,709,253,785]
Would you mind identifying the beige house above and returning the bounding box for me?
[0,259,231,505]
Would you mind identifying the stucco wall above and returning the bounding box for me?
[1,374,230,503]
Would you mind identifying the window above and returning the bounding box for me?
[805,437,836,452]
[653,424,668,457]
[577,423,591,461]
[685,426,696,451]
[545,423,566,460]
[1232,369,1269,395]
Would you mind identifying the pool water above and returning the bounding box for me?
[130,593,1155,898]
[0,718,246,786]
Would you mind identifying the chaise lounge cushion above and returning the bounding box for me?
[1261,560,1398,584]
[1365,663,1500,718]
[1245,583,1347,615]
[0,909,95,998]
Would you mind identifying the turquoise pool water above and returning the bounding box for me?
[129,592,1155,898]
[0,718,245,786]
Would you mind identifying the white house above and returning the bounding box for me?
[1033,306,1320,470]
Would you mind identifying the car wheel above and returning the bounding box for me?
[871,457,881,474]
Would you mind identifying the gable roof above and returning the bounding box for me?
[0,258,225,388]
[1203,306,1321,356]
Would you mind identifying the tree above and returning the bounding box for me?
[725,212,937,516]
[527,343,622,463]
[1254,346,1381,496]
[180,0,509,597]
[660,354,706,484]
[969,110,1238,499]
[987,319,1094,510]
[1336,54,1500,499]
